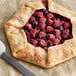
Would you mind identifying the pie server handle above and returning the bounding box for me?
[1,53,35,76]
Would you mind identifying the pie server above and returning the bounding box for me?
[0,40,35,76]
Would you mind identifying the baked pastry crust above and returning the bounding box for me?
[5,0,76,68]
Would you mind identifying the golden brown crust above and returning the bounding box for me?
[24,1,45,10]
[5,23,27,55]
[46,0,76,68]
[15,43,47,67]
[7,5,34,28]
[5,0,76,68]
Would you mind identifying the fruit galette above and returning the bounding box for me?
[5,0,76,68]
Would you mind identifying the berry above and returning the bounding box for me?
[35,11,43,17]
[68,35,73,38]
[61,34,68,39]
[64,22,70,29]
[39,40,47,47]
[48,34,55,40]
[39,23,46,30]
[47,40,53,46]
[31,39,38,46]
[46,26,54,32]
[53,29,61,35]
[62,29,69,35]
[24,23,32,30]
[56,35,62,40]
[29,16,35,22]
[32,20,38,28]
[52,38,60,45]
[57,18,60,21]
[61,21,65,24]
[30,29,38,38]
[46,13,54,19]
[39,17,46,23]
[38,32,46,38]
[54,20,61,28]
[35,26,40,31]
[47,20,54,25]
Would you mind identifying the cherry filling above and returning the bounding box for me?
[23,9,73,51]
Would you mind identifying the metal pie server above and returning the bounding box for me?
[0,40,35,76]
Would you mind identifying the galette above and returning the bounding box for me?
[5,0,76,68]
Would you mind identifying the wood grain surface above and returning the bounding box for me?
[0,0,76,76]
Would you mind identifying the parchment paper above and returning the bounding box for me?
[0,0,76,76]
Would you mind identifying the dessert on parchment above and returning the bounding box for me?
[5,0,76,68]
